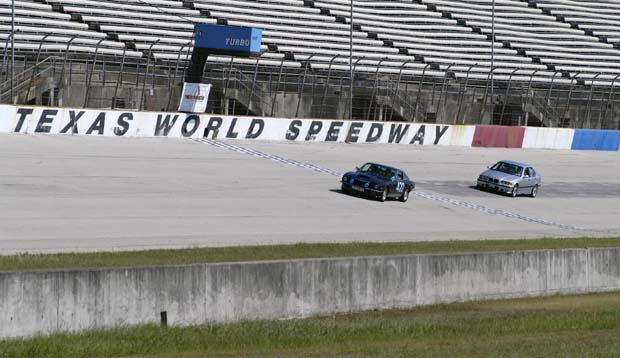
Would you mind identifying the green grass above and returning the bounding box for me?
[1,237,619,272]
[2,292,620,357]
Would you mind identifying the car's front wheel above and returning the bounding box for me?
[380,188,388,202]
[399,189,409,202]
[511,184,519,197]
[530,185,538,198]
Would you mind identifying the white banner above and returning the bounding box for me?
[0,105,477,146]
[178,83,211,113]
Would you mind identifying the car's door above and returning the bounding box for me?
[522,167,534,190]
[393,171,406,196]
[530,167,540,186]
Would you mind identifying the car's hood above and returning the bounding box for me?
[481,169,521,182]
[345,172,388,184]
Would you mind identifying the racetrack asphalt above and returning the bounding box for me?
[1,133,619,254]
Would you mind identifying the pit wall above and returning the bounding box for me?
[2,248,620,339]
[1,105,619,151]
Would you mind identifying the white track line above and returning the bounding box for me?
[193,138,601,233]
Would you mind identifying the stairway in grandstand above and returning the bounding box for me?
[1,0,620,127]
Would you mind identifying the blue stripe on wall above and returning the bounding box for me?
[571,129,620,151]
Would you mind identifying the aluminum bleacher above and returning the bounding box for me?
[426,0,620,84]
[1,0,620,95]
[43,0,203,59]
[534,0,620,48]
[2,0,620,82]
[316,0,551,83]
[0,0,141,57]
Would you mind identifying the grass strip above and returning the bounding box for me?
[0,237,619,272]
[1,291,619,357]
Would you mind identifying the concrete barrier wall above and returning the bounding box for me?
[2,104,620,150]
[472,125,526,148]
[571,129,620,151]
[2,248,620,339]
[522,127,574,150]
[0,105,470,146]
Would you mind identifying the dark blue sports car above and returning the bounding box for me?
[341,163,415,202]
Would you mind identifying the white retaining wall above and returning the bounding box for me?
[2,248,620,339]
[0,105,471,145]
[522,127,575,149]
[2,105,620,150]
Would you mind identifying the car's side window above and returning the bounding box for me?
[530,168,536,177]
[525,168,532,177]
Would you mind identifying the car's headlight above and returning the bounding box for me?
[500,180,514,186]
[371,183,380,190]
[478,175,485,181]
[342,176,348,182]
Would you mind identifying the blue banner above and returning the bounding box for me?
[571,129,620,151]
[194,24,262,56]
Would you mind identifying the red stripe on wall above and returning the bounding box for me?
[472,125,525,148]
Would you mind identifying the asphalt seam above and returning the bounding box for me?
[192,138,599,233]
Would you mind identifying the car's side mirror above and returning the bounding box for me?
[355,166,360,171]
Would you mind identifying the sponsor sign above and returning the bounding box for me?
[194,24,262,57]
[178,83,211,113]
[0,105,472,146]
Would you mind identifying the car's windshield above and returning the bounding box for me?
[359,163,395,180]
[491,161,523,176]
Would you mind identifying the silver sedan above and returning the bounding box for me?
[477,160,541,197]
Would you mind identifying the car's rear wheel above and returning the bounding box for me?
[511,184,519,197]
[530,185,538,198]
[380,188,388,202]
[399,189,409,202]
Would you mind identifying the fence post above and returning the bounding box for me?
[561,72,579,126]
[111,47,127,109]
[389,60,411,121]
[585,73,601,127]
[295,55,313,118]
[347,58,362,119]
[1,32,15,84]
[479,66,495,122]
[436,63,455,121]
[84,38,106,108]
[500,68,518,124]
[166,41,192,111]
[319,55,338,119]
[456,64,476,124]
[57,34,78,102]
[366,58,386,121]
[140,39,159,111]
[246,58,260,116]
[601,74,620,127]
[25,34,51,103]
[414,64,430,121]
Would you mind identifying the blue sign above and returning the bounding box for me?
[194,24,262,56]
[571,129,620,151]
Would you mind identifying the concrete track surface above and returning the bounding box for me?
[1,134,619,255]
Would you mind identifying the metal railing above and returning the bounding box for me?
[1,50,620,129]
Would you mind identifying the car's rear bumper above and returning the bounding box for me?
[477,180,512,194]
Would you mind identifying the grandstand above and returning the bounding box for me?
[1,0,619,129]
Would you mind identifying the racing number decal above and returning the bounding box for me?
[396,182,405,193]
